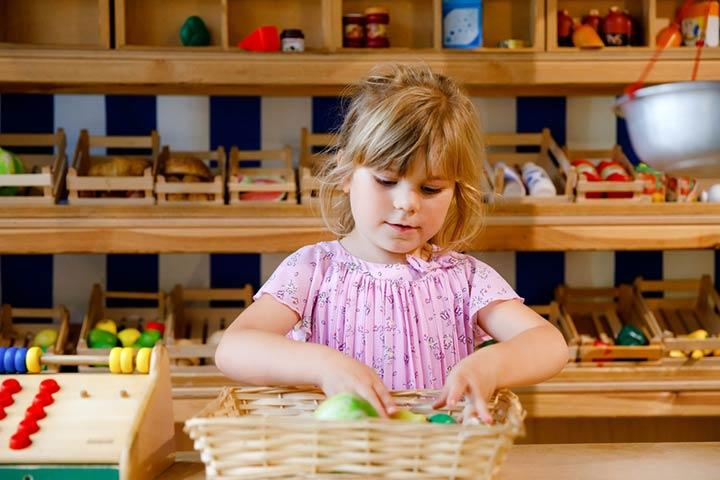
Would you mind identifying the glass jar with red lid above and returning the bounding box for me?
[365,6,390,48]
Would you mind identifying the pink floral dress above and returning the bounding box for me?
[255,241,521,390]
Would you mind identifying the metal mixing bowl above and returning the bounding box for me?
[616,81,720,176]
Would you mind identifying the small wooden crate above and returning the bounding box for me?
[565,145,648,203]
[165,284,253,370]
[67,129,159,205]
[555,284,664,362]
[77,283,167,358]
[185,386,525,479]
[0,304,70,372]
[300,127,336,205]
[156,146,226,205]
[483,128,575,204]
[0,129,67,205]
[635,276,720,358]
[530,302,578,362]
[227,146,297,205]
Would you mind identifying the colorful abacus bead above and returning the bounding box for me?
[136,347,151,374]
[14,348,28,374]
[120,347,134,374]
[3,347,17,373]
[26,347,43,374]
[0,347,5,373]
[109,347,123,374]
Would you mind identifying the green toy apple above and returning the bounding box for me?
[314,393,379,420]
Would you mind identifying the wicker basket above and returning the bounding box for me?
[185,386,525,479]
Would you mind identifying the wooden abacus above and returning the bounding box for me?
[0,345,175,480]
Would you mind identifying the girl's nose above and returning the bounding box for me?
[392,184,419,213]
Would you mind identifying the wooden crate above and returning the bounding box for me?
[483,128,576,204]
[565,145,648,203]
[530,302,578,362]
[0,129,67,205]
[156,146,225,205]
[67,129,159,205]
[635,276,720,358]
[547,0,654,50]
[165,284,254,370]
[0,0,111,48]
[116,0,227,49]
[227,146,297,205]
[0,304,70,372]
[77,283,167,357]
[555,284,664,362]
[299,127,336,205]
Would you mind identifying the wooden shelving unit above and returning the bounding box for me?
[2,203,720,253]
[0,0,717,94]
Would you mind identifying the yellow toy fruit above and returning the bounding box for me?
[687,329,709,340]
[669,349,687,358]
[96,319,117,335]
[390,409,427,422]
[32,329,58,349]
[117,328,141,348]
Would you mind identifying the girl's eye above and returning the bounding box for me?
[374,177,397,187]
[421,186,443,195]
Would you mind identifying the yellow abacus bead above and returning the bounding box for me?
[26,346,43,374]
[135,347,151,374]
[109,347,123,374]
[120,347,134,374]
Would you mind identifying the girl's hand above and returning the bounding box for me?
[317,353,396,417]
[433,353,497,424]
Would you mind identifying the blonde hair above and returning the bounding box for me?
[318,63,486,253]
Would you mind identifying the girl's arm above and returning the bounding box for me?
[434,299,567,421]
[215,294,396,416]
[474,299,569,388]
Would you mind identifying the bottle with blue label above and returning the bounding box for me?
[442,0,482,49]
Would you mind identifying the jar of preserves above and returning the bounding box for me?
[365,6,390,48]
[602,6,632,46]
[343,13,365,48]
[557,9,574,47]
[582,9,602,33]
[280,29,305,52]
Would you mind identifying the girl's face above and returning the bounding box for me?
[342,154,455,263]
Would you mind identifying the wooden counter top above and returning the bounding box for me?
[159,442,720,479]
[5,203,720,253]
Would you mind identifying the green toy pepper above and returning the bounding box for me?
[180,16,211,46]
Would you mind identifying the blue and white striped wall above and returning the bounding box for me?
[0,92,718,322]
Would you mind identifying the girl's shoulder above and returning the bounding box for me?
[275,241,343,272]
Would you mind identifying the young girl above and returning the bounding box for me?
[216,64,568,423]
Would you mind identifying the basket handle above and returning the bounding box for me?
[625,0,710,99]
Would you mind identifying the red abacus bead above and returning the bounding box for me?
[18,418,39,435]
[0,392,14,408]
[25,404,46,420]
[33,392,54,407]
[39,379,60,395]
[0,407,6,420]
[9,431,32,450]
[2,378,21,394]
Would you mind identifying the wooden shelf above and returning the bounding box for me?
[3,47,720,95]
[3,203,720,253]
